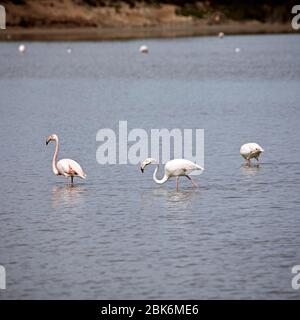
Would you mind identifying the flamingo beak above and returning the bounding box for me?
[140,167,144,173]
[46,139,49,145]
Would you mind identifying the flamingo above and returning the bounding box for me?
[240,143,264,165]
[140,158,204,191]
[46,134,86,184]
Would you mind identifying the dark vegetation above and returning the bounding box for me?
[3,0,297,23]
[83,0,296,22]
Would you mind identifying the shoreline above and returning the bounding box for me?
[0,22,297,41]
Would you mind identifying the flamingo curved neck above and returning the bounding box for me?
[153,164,169,184]
[52,139,59,175]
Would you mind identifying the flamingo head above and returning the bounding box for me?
[46,134,58,145]
[140,158,157,173]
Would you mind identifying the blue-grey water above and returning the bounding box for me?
[0,35,300,299]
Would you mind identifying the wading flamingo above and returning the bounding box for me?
[46,134,86,184]
[140,158,204,192]
[240,143,264,165]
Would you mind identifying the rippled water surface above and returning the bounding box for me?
[0,35,300,299]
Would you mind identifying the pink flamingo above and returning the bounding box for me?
[46,134,86,184]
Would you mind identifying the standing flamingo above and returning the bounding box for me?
[240,143,264,165]
[46,134,86,184]
[140,158,204,191]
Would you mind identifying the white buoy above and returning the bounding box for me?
[18,44,26,54]
[218,32,224,39]
[139,45,148,54]
[235,47,241,53]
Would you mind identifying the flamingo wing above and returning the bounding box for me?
[57,159,86,179]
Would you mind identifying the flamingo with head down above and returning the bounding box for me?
[140,158,204,191]
[240,142,264,166]
[46,134,86,184]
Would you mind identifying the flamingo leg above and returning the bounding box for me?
[246,158,251,166]
[71,176,74,185]
[186,175,198,187]
[176,177,179,192]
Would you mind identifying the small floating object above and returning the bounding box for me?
[218,32,224,39]
[139,45,148,54]
[235,47,241,53]
[18,44,26,54]
[67,47,72,54]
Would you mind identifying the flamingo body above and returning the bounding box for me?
[164,159,203,177]
[56,159,86,179]
[240,143,264,164]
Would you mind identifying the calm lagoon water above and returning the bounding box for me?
[0,34,300,299]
